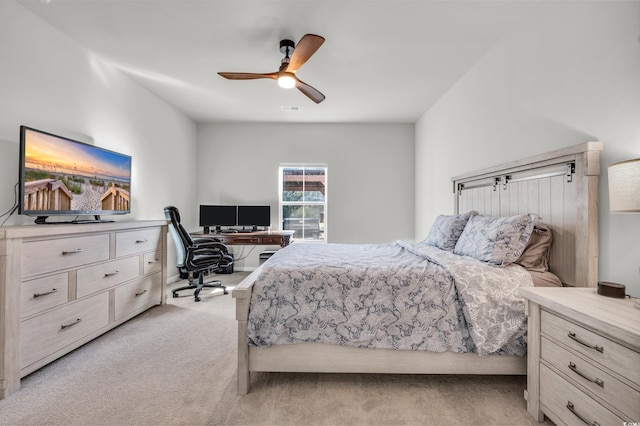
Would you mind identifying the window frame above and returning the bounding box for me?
[278,164,328,242]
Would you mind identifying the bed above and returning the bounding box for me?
[232,142,603,395]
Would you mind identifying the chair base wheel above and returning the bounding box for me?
[171,280,227,302]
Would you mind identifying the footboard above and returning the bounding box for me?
[232,263,527,396]
[232,264,264,395]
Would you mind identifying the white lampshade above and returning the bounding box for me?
[608,158,640,213]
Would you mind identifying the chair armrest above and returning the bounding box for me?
[192,241,229,253]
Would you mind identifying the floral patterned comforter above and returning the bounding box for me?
[247,241,533,356]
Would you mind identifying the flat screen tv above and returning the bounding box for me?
[237,205,270,230]
[19,126,132,224]
[199,205,237,233]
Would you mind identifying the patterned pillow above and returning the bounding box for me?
[424,211,477,252]
[453,213,536,266]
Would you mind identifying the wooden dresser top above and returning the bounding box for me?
[520,287,640,350]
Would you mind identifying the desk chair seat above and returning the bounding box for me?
[164,206,233,302]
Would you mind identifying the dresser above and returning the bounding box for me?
[520,287,640,425]
[0,221,167,399]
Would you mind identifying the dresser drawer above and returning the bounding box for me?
[76,256,140,298]
[541,310,640,386]
[21,273,69,318]
[540,364,625,426]
[542,337,640,419]
[114,273,162,321]
[143,251,162,275]
[21,234,110,278]
[20,292,109,369]
[115,228,162,257]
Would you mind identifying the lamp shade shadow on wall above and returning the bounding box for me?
[608,158,640,213]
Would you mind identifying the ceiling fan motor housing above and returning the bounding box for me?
[279,39,295,55]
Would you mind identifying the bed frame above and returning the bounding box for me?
[232,142,603,395]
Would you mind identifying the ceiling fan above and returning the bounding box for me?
[218,34,326,104]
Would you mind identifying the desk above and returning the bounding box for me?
[194,230,294,248]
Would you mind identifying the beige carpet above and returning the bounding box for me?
[0,272,552,425]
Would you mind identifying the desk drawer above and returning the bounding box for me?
[114,273,162,321]
[77,256,140,298]
[542,337,640,419]
[21,234,110,278]
[21,273,69,318]
[261,236,285,245]
[115,228,162,257]
[20,292,109,369]
[541,310,640,386]
[540,364,624,426]
[224,236,260,244]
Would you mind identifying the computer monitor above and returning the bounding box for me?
[199,205,237,233]
[237,205,270,231]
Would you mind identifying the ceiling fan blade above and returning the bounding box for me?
[295,78,325,104]
[286,34,325,73]
[218,72,278,80]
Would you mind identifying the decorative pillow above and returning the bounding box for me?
[453,213,536,266]
[515,225,553,272]
[529,270,562,287]
[424,210,477,252]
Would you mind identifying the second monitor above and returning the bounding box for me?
[237,205,270,231]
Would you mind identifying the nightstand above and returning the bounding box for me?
[519,287,640,424]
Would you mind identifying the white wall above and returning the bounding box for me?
[415,2,640,296]
[0,2,197,275]
[197,123,415,269]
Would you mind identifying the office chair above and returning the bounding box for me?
[164,206,233,302]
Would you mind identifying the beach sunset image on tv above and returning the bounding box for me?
[22,128,131,213]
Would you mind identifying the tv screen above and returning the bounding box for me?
[237,205,270,228]
[19,126,132,223]
[199,205,237,228]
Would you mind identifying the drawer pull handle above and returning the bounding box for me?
[135,239,148,244]
[568,332,604,353]
[135,289,148,297]
[33,288,57,298]
[566,401,600,426]
[61,249,83,255]
[104,271,119,277]
[61,318,82,329]
[569,362,604,387]
[147,259,158,264]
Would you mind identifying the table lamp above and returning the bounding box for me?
[608,158,640,213]
[607,157,640,306]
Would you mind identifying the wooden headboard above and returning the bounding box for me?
[451,142,603,288]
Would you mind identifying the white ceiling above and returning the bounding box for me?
[17,0,546,124]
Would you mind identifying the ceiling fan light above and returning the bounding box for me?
[278,74,296,89]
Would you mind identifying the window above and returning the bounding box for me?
[279,165,327,242]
